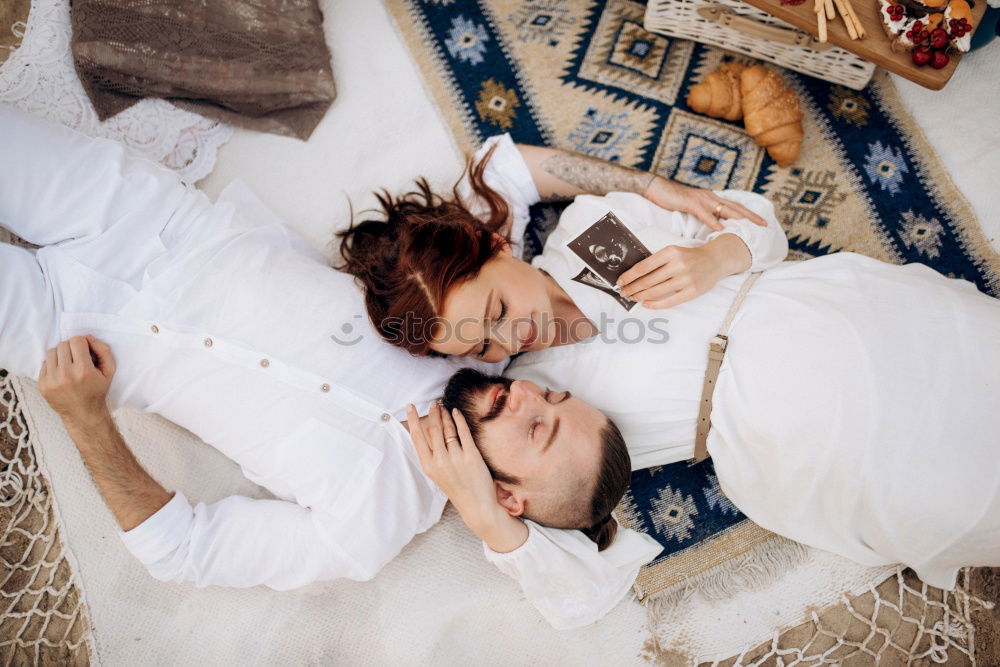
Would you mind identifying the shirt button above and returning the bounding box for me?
[320,383,330,393]
[380,413,391,422]
[260,359,270,368]
[150,324,159,334]
[203,338,213,348]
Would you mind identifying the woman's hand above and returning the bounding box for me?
[406,403,528,552]
[644,177,766,231]
[617,234,751,309]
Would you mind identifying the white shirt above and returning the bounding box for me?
[493,191,1000,627]
[1,105,562,594]
[113,135,538,588]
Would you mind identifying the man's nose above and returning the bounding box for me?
[507,380,542,413]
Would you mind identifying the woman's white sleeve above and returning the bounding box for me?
[705,190,789,271]
[455,134,541,259]
[482,519,663,629]
[567,190,789,272]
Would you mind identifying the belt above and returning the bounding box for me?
[693,271,763,462]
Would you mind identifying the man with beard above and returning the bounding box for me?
[417,179,1000,627]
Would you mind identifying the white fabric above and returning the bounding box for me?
[487,518,662,629]
[502,191,1000,615]
[0,0,232,184]
[0,105,550,594]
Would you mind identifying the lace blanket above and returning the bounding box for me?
[0,0,232,184]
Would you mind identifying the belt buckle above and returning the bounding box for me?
[710,334,728,353]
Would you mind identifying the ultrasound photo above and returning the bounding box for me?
[571,267,637,311]
[567,211,652,287]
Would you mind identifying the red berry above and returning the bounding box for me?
[912,46,932,66]
[931,27,949,47]
[913,20,923,30]
[931,49,950,68]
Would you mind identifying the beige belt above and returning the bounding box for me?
[693,271,763,462]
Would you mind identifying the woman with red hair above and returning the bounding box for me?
[337,135,769,362]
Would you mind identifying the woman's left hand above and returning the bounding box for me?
[616,235,750,309]
[644,177,766,231]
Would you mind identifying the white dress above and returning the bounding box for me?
[492,190,1000,624]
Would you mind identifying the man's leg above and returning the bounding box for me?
[0,104,188,247]
[0,244,57,378]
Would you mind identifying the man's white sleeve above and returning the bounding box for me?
[482,519,663,629]
[120,492,380,589]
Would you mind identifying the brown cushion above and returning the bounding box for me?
[70,0,337,140]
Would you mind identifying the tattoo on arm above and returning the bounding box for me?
[538,153,655,202]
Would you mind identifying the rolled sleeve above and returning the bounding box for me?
[707,190,789,272]
[483,519,663,629]
[119,491,194,567]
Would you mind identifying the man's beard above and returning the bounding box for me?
[442,368,512,443]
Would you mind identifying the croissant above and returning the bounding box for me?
[686,63,745,122]
[740,65,803,168]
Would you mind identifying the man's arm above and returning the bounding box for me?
[515,143,766,231]
[38,335,170,530]
[37,335,411,589]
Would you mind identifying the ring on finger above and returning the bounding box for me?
[445,436,459,444]
[713,203,725,217]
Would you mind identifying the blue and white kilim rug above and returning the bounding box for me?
[387,0,999,600]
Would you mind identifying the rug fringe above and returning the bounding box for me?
[646,536,811,637]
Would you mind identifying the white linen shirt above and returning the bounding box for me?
[1,105,554,592]
[491,191,1000,628]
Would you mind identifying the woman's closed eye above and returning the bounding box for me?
[478,299,509,358]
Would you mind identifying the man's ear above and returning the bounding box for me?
[494,480,525,517]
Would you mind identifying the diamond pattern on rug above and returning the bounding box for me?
[573,1,692,106]
[654,108,762,190]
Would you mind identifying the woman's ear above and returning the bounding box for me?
[494,481,525,517]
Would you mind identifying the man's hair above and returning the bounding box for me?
[483,417,631,552]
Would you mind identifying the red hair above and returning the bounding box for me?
[336,145,510,355]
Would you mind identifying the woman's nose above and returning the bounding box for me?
[513,318,533,351]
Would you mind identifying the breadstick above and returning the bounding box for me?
[818,4,828,41]
[841,0,867,38]
[825,0,835,20]
[833,0,859,39]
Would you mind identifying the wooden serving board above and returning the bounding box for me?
[741,0,987,89]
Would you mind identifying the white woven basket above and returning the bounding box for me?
[645,0,876,89]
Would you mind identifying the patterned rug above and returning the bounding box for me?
[386,0,1000,604]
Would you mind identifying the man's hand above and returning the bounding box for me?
[644,177,766,232]
[37,335,171,531]
[617,234,751,309]
[406,403,528,553]
[38,335,115,427]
